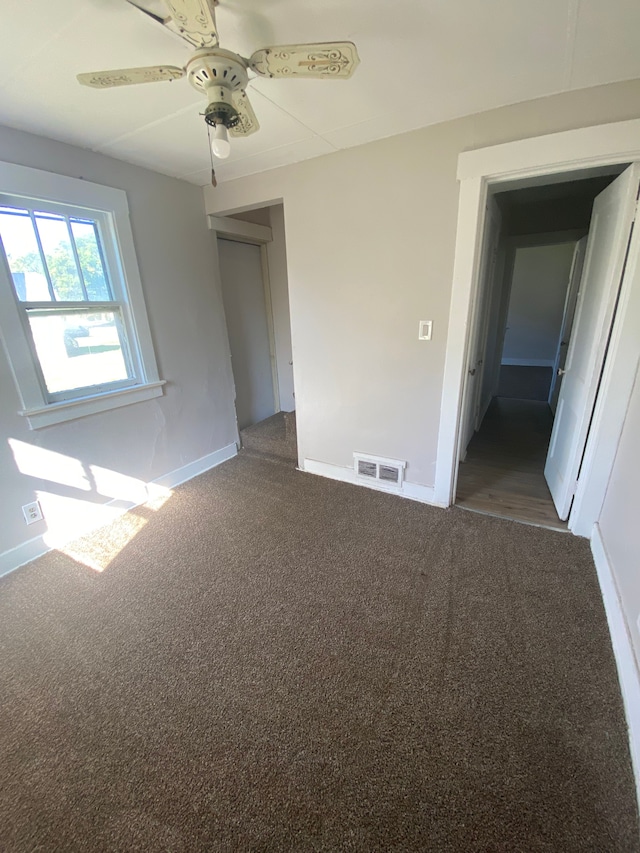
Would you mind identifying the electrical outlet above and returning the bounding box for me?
[22,501,43,525]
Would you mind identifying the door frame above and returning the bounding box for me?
[210,215,281,416]
[434,118,640,535]
[548,236,589,412]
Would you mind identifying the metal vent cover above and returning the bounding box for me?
[357,459,377,478]
[354,453,406,490]
[379,464,400,483]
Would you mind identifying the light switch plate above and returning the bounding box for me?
[418,320,432,340]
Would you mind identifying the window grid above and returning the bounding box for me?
[65,216,89,301]
[27,209,56,301]
[0,163,163,429]
[1,206,114,305]
[0,201,136,403]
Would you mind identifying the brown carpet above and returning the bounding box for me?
[0,448,637,851]
[240,410,298,465]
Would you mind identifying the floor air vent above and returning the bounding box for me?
[354,453,405,490]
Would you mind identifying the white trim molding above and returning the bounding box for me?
[20,381,166,429]
[208,214,272,244]
[457,119,640,183]
[0,161,163,429]
[435,119,640,528]
[591,523,640,813]
[303,458,442,506]
[0,442,237,579]
[501,358,555,368]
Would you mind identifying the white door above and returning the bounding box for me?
[218,238,276,430]
[459,196,501,455]
[548,236,587,414]
[545,164,640,519]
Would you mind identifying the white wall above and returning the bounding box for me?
[479,234,509,415]
[0,125,237,566]
[598,367,640,666]
[267,205,295,412]
[502,242,576,365]
[218,238,275,429]
[593,203,640,667]
[228,204,295,412]
[204,79,640,487]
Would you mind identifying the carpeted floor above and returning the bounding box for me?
[0,445,637,851]
[241,410,298,465]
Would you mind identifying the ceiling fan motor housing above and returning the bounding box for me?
[187,48,248,129]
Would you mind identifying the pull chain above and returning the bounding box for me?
[207,123,217,188]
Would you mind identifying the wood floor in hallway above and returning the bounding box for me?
[456,397,567,531]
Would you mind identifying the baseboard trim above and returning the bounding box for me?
[0,442,238,580]
[302,458,444,506]
[501,358,554,368]
[591,523,640,811]
[0,537,52,581]
[153,443,238,490]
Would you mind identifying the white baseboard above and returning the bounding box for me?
[501,358,554,368]
[152,443,237,490]
[591,523,640,811]
[0,442,237,580]
[0,536,53,581]
[302,458,445,506]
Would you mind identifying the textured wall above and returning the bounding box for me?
[204,79,640,488]
[502,243,576,365]
[0,125,237,559]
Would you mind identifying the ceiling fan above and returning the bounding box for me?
[77,0,360,165]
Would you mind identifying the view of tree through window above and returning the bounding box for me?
[0,204,132,400]
[3,209,110,302]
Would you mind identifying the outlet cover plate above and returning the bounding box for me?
[22,501,43,525]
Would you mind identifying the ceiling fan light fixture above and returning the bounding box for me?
[203,99,239,128]
[78,2,360,168]
[211,122,231,159]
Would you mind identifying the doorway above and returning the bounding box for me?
[218,237,276,430]
[214,203,298,466]
[454,165,636,529]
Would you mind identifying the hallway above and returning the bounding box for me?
[456,398,566,531]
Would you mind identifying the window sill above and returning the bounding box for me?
[19,381,166,429]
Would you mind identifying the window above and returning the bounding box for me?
[0,163,163,428]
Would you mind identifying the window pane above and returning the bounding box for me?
[27,310,131,395]
[34,212,84,301]
[0,207,51,301]
[70,219,111,301]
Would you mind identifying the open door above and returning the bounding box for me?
[548,236,588,414]
[459,196,501,456]
[545,163,640,520]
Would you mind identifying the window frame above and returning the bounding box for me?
[0,162,164,429]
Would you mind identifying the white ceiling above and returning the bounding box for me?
[1,0,639,186]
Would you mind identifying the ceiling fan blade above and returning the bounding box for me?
[77,66,185,89]
[164,0,219,48]
[230,91,259,137]
[124,0,170,26]
[250,42,359,80]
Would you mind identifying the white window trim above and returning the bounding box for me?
[0,162,164,429]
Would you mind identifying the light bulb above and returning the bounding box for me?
[211,123,231,159]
